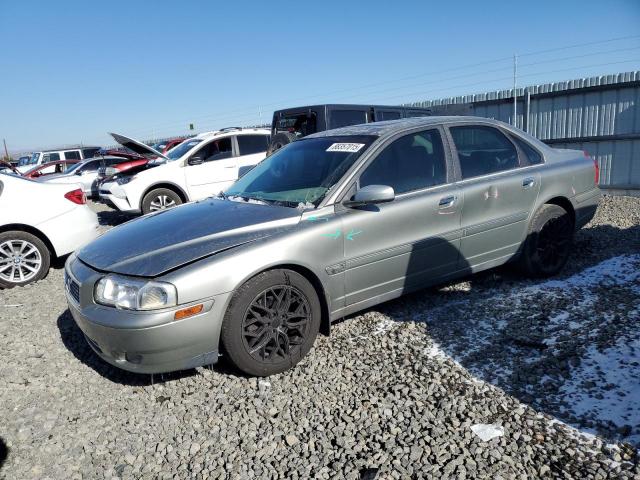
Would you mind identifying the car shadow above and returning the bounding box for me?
[371,222,640,448]
[0,437,8,471]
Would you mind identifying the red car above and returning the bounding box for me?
[23,160,80,179]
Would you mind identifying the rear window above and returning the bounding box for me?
[509,134,543,165]
[237,135,269,155]
[275,112,317,138]
[329,110,368,129]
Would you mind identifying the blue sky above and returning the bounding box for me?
[1,0,639,152]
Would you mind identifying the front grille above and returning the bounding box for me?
[65,272,80,304]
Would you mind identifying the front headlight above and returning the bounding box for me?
[94,275,177,310]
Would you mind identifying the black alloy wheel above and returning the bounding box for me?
[241,285,311,363]
[221,269,321,376]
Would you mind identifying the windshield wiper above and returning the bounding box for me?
[227,194,271,206]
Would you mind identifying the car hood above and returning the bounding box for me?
[76,199,303,277]
[110,132,169,160]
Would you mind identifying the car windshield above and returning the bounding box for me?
[225,135,376,207]
[28,153,40,165]
[165,138,202,160]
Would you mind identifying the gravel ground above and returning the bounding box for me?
[0,196,639,479]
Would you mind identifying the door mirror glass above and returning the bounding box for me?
[344,184,395,207]
[188,155,204,166]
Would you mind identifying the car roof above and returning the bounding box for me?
[35,145,101,153]
[306,116,505,139]
[196,128,270,139]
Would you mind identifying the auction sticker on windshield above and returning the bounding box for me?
[326,143,365,153]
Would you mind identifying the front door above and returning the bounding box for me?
[341,128,463,310]
[184,136,237,200]
[448,124,541,270]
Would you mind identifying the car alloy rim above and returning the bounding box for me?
[241,285,311,363]
[149,195,176,211]
[536,215,572,271]
[0,240,42,283]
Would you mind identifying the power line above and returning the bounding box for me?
[124,36,640,137]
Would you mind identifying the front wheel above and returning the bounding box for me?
[221,269,321,376]
[0,231,51,288]
[519,204,574,278]
[141,188,183,215]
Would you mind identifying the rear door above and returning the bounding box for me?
[184,136,236,200]
[447,124,541,270]
[235,134,269,176]
[341,127,463,309]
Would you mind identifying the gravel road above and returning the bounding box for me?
[0,196,638,479]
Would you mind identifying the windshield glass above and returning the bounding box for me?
[226,135,376,207]
[28,153,40,165]
[165,138,202,160]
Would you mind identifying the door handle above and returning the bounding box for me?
[438,195,457,208]
[522,177,535,189]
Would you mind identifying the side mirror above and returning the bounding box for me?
[75,169,83,175]
[188,155,204,166]
[343,184,395,207]
[32,171,41,177]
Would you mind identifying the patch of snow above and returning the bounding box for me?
[470,423,505,441]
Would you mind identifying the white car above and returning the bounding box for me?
[100,128,270,215]
[16,146,101,174]
[0,174,100,288]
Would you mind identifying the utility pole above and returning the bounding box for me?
[513,54,518,127]
[2,138,9,161]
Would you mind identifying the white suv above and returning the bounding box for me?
[16,146,101,173]
[100,128,270,215]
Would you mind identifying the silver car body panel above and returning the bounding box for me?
[66,116,600,374]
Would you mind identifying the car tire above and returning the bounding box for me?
[267,132,298,155]
[141,188,183,215]
[221,269,321,376]
[0,231,51,288]
[519,204,574,278]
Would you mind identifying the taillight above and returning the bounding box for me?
[584,150,599,185]
[64,188,86,205]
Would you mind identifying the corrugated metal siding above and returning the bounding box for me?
[407,71,640,189]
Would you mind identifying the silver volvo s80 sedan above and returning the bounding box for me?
[64,116,600,376]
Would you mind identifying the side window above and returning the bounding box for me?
[450,126,519,179]
[104,157,123,166]
[508,134,543,165]
[49,153,60,162]
[64,151,81,160]
[360,129,447,194]
[79,160,99,173]
[82,147,100,158]
[194,137,233,163]
[42,154,50,163]
[329,110,368,129]
[376,111,401,121]
[237,135,269,156]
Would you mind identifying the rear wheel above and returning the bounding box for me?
[141,188,183,215]
[221,269,321,376]
[520,204,574,277]
[0,231,51,288]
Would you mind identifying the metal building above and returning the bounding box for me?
[407,71,640,192]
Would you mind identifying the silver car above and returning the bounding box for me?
[64,117,600,376]
[40,156,127,198]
